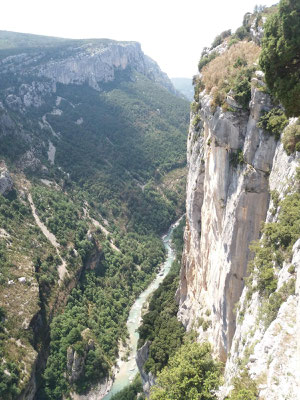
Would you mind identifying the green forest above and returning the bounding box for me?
[0,33,189,398]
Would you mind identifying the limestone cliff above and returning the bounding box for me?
[0,36,176,101]
[177,12,299,398]
[177,81,276,361]
[219,142,300,399]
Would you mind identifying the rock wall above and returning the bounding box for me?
[218,143,300,399]
[177,80,276,361]
[0,40,176,98]
[178,62,300,397]
[136,341,156,397]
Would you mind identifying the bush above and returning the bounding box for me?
[150,342,222,400]
[193,76,205,102]
[230,149,244,167]
[198,51,218,72]
[233,56,247,68]
[257,108,288,140]
[211,87,226,112]
[228,38,239,48]
[201,41,260,109]
[211,29,232,49]
[260,278,295,328]
[235,26,250,40]
[232,74,252,109]
[248,192,300,300]
[190,101,200,113]
[282,119,300,154]
[192,114,201,128]
[259,0,300,117]
[229,370,258,400]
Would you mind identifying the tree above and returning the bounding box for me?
[259,0,300,116]
[150,342,221,400]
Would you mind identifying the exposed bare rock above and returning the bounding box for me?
[18,150,42,171]
[136,341,156,397]
[218,144,300,399]
[179,52,300,398]
[0,166,13,195]
[178,86,276,361]
[70,377,113,400]
[47,141,56,165]
[29,42,176,94]
[67,347,86,383]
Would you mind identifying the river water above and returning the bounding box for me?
[102,218,181,399]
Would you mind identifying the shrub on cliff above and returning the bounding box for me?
[211,29,232,49]
[198,51,218,72]
[260,0,300,117]
[201,41,260,110]
[228,370,258,400]
[257,107,288,139]
[282,118,300,154]
[234,26,250,41]
[248,191,300,312]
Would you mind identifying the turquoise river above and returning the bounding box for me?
[103,217,182,399]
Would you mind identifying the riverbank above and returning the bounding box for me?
[102,217,183,399]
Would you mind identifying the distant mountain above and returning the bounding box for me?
[0,30,189,399]
[171,77,194,101]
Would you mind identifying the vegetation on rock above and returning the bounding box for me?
[257,107,288,140]
[260,0,300,117]
[282,118,300,154]
[228,370,258,400]
[201,42,260,110]
[247,191,300,327]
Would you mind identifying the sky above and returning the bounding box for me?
[0,0,277,78]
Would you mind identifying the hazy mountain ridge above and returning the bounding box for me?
[0,30,176,94]
[0,31,189,399]
[171,77,194,101]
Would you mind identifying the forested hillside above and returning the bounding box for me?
[0,31,189,399]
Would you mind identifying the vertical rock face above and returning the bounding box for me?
[0,163,13,195]
[220,143,300,399]
[178,66,300,396]
[177,85,277,361]
[136,341,156,397]
[0,40,176,97]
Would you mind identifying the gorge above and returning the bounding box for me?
[0,30,188,399]
[1,1,300,399]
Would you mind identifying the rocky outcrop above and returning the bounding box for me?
[17,363,37,400]
[67,346,86,383]
[217,143,300,399]
[70,377,112,400]
[178,18,300,393]
[0,39,176,103]
[0,165,13,195]
[136,341,156,397]
[177,82,276,361]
